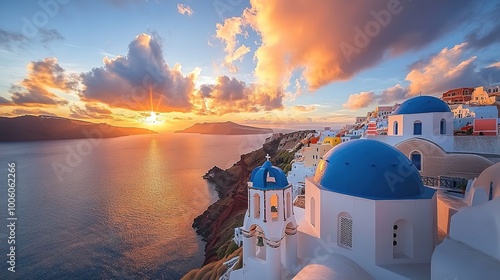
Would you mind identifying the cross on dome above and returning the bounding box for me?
[265,154,271,161]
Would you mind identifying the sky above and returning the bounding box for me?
[1,0,499,132]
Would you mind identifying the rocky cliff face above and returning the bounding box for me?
[191,130,313,268]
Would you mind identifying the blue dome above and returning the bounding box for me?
[314,139,434,200]
[393,96,450,115]
[250,158,289,190]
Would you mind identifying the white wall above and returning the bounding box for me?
[305,178,322,236]
[388,115,404,136]
[374,197,437,265]
[384,112,454,151]
[449,197,500,261]
[320,191,377,269]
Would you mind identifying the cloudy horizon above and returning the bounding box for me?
[1,0,499,131]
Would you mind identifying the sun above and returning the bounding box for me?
[143,111,164,125]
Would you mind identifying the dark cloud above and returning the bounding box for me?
[193,75,284,115]
[0,28,63,50]
[80,33,196,113]
[69,103,113,119]
[344,43,500,110]
[229,0,480,90]
[81,33,285,115]
[466,25,500,50]
[0,96,13,105]
[465,3,500,50]
[0,29,29,49]
[12,108,57,116]
[39,28,64,44]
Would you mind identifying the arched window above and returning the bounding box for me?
[270,194,279,221]
[489,182,493,201]
[286,192,291,218]
[338,212,353,249]
[310,197,316,226]
[413,120,422,135]
[253,193,260,219]
[393,121,399,135]
[410,151,422,171]
[393,219,413,259]
[440,118,446,134]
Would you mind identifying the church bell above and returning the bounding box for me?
[256,236,265,247]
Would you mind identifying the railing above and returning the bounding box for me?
[421,175,468,193]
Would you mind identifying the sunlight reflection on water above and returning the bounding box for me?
[0,133,267,279]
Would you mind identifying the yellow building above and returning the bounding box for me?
[302,137,341,168]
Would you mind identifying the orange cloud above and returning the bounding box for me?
[220,0,479,91]
[177,4,194,16]
[81,34,197,113]
[343,91,376,110]
[293,105,316,112]
[6,57,77,106]
[82,33,284,116]
[342,40,500,111]
[406,43,476,95]
[69,103,113,119]
[215,17,250,72]
[192,76,284,115]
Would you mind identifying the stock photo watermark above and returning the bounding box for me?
[6,162,17,273]
[340,0,410,63]
[213,0,244,21]
[22,0,71,38]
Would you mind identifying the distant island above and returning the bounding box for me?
[0,115,157,142]
[175,121,273,135]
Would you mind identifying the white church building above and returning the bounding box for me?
[230,97,500,279]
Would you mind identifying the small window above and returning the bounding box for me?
[413,121,422,135]
[310,197,316,226]
[411,151,422,171]
[270,194,279,221]
[253,193,261,219]
[338,213,353,249]
[440,119,446,134]
[286,192,291,218]
[393,121,399,135]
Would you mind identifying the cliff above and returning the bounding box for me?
[0,115,157,142]
[174,121,273,135]
[184,130,313,279]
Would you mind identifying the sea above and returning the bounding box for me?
[0,133,269,279]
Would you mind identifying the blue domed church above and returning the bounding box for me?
[387,95,454,151]
[234,155,298,280]
[303,139,436,278]
[233,141,437,280]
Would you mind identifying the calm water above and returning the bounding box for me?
[0,133,268,279]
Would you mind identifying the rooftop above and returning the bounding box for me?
[393,96,451,115]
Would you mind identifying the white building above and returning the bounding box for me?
[233,140,438,279]
[231,143,500,280]
[230,96,500,279]
[451,104,498,119]
[471,85,500,105]
[432,163,500,279]
[384,95,454,151]
[231,155,298,280]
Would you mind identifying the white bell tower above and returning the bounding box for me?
[240,154,298,280]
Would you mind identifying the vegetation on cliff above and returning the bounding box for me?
[182,130,313,279]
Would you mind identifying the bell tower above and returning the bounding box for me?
[241,154,298,280]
